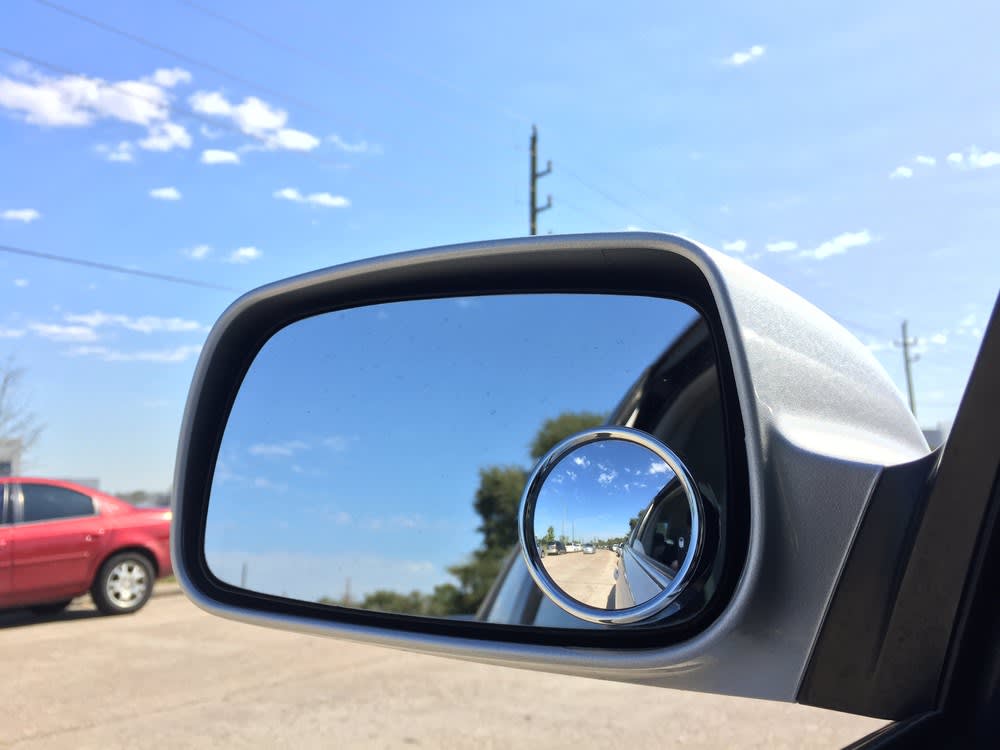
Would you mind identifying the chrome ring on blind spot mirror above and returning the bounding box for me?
[518,426,704,625]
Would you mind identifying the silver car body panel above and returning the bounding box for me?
[173,232,929,703]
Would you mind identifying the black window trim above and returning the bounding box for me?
[13,482,98,526]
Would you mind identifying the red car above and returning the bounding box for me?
[0,478,172,615]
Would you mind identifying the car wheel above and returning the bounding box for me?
[30,599,73,616]
[91,552,154,615]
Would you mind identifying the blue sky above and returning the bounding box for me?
[204,294,693,601]
[0,0,997,494]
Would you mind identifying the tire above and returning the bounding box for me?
[91,552,154,615]
[30,599,72,616]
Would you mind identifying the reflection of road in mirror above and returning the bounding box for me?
[541,549,619,609]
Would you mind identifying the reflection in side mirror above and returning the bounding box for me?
[519,428,703,625]
[204,292,728,630]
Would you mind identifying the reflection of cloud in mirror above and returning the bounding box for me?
[249,440,308,456]
[597,470,618,486]
[572,455,590,468]
[253,477,287,492]
[323,435,355,451]
[648,461,670,475]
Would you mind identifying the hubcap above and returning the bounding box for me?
[106,560,149,609]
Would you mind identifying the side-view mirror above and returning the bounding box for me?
[173,232,980,720]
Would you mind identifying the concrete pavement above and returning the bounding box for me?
[1,590,884,749]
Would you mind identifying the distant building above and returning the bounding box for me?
[0,439,23,477]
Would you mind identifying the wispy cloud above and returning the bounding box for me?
[149,186,181,201]
[0,328,25,339]
[189,91,319,151]
[598,469,618,486]
[722,239,747,253]
[249,440,309,457]
[914,155,936,166]
[573,455,591,468]
[13,279,28,288]
[63,311,203,334]
[322,435,355,451]
[29,322,98,342]
[2,208,41,223]
[273,187,350,208]
[800,230,873,260]
[890,165,914,179]
[725,44,765,66]
[328,134,379,154]
[96,141,134,162]
[226,246,261,264]
[182,244,212,260]
[68,344,203,363]
[766,240,798,253]
[648,461,670,475]
[201,149,240,165]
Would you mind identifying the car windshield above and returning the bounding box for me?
[1,1,996,747]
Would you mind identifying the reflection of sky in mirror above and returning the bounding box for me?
[205,293,697,602]
[533,440,676,543]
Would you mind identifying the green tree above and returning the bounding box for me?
[543,525,556,543]
[529,411,606,460]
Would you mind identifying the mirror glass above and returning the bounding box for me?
[205,293,724,628]
[530,437,691,612]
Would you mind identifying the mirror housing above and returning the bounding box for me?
[172,232,928,716]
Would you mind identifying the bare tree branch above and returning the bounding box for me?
[0,357,44,454]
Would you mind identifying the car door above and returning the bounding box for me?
[10,482,106,603]
[0,484,12,606]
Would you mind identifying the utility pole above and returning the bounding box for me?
[240,562,248,588]
[895,320,920,417]
[530,124,552,235]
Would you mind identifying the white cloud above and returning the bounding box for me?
[572,455,591,468]
[266,128,320,151]
[800,230,873,260]
[190,91,320,152]
[0,328,25,339]
[0,65,192,133]
[598,470,618,486]
[2,208,41,223]
[328,134,377,154]
[150,68,192,88]
[29,322,98,342]
[138,121,191,151]
[13,278,28,287]
[96,141,134,162]
[63,311,203,334]
[648,461,670,475]
[722,239,747,253]
[914,155,936,166]
[969,148,1000,169]
[182,244,212,260]
[68,344,203,363]
[946,148,1000,170]
[959,313,977,328]
[766,240,798,253]
[273,187,350,208]
[199,124,223,139]
[725,44,765,66]
[227,246,261,264]
[249,440,309,457]
[890,165,914,179]
[929,332,948,345]
[149,186,181,200]
[200,148,240,165]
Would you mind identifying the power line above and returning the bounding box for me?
[0,244,238,292]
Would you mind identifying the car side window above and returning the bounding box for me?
[1,484,9,525]
[20,484,95,523]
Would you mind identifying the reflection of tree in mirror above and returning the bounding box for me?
[316,410,605,616]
